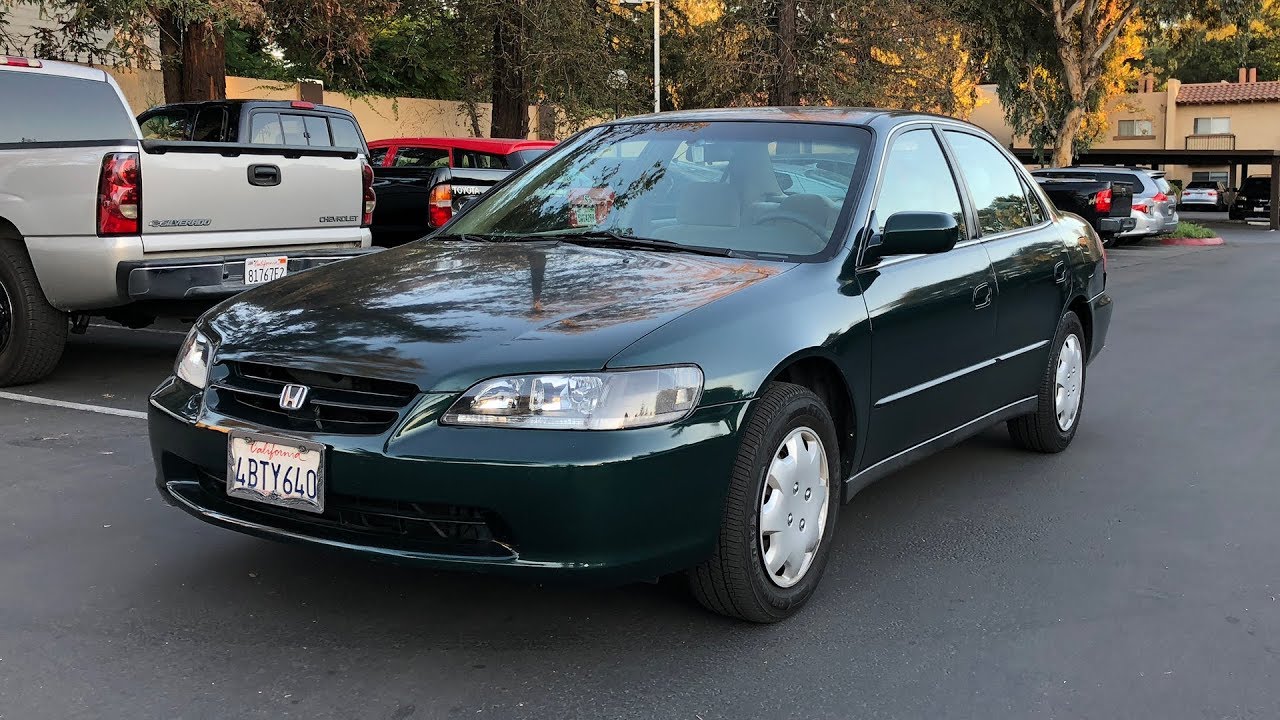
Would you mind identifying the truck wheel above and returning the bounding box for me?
[1007,312,1085,454]
[688,382,841,623]
[0,233,67,386]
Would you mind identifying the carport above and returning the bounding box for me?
[1012,147,1280,230]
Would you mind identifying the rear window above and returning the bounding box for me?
[0,71,137,143]
[1241,177,1271,195]
[248,111,365,150]
[1153,176,1171,194]
[1186,181,1218,189]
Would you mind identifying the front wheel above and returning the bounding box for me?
[688,382,841,623]
[1007,312,1086,453]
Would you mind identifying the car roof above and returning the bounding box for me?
[611,107,924,126]
[141,99,356,116]
[0,57,109,82]
[368,137,559,153]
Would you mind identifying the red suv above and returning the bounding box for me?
[367,137,557,170]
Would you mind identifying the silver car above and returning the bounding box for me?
[1031,167,1178,241]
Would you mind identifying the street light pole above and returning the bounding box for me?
[652,0,660,113]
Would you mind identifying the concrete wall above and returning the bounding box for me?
[105,67,555,142]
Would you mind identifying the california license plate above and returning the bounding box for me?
[244,256,288,285]
[1255,206,1265,213]
[227,430,325,513]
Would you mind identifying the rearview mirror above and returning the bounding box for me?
[868,211,961,261]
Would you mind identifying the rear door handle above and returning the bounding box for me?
[1054,261,1068,284]
[972,282,993,310]
[248,164,281,187]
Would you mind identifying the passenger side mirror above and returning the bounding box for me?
[867,211,961,261]
[774,172,793,191]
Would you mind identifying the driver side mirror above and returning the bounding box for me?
[866,211,961,262]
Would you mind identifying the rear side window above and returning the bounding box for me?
[191,107,226,142]
[394,147,450,168]
[456,150,510,169]
[0,71,137,143]
[140,109,191,140]
[943,130,1032,235]
[249,112,283,144]
[330,117,363,149]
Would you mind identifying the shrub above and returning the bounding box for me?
[1170,221,1216,239]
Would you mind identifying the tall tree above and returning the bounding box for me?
[944,0,1145,166]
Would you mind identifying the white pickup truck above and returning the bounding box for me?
[0,57,376,386]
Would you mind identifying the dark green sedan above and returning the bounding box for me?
[149,108,1111,622]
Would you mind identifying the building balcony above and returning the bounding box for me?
[1185,134,1236,150]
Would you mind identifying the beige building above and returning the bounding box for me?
[970,68,1280,188]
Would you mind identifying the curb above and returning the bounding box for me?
[1160,236,1225,247]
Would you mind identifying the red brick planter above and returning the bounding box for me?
[1160,236,1225,247]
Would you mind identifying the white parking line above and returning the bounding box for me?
[89,323,188,336]
[0,390,147,420]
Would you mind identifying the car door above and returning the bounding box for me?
[857,126,1000,464]
[941,128,1068,407]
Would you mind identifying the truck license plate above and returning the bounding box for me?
[245,256,288,285]
[227,431,325,513]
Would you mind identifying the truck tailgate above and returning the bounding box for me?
[139,141,365,252]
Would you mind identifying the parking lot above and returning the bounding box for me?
[2,219,1279,719]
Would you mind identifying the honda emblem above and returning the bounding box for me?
[279,383,309,410]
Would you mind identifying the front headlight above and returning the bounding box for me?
[441,366,704,430]
[175,329,212,389]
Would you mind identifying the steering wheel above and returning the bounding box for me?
[755,211,829,240]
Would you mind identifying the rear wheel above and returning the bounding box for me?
[688,382,841,623]
[1008,312,1086,453]
[0,232,66,386]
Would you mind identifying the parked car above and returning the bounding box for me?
[1032,166,1178,242]
[0,57,375,386]
[149,108,1111,622]
[1180,180,1230,210]
[1034,176,1136,247]
[137,99,369,153]
[1229,176,1273,220]
[366,138,558,246]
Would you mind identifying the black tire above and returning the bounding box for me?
[1008,312,1086,453]
[0,232,66,386]
[688,381,841,623]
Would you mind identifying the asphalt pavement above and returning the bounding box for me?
[2,222,1279,719]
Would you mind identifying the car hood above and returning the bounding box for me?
[207,241,790,391]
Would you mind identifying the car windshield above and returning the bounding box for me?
[446,121,870,259]
[1241,177,1270,195]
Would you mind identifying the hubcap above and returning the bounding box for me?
[758,427,830,588]
[1055,333,1084,431]
[0,279,12,355]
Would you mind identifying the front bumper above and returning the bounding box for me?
[120,248,379,301]
[149,378,748,582]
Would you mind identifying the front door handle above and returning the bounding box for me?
[972,282,993,310]
[1054,261,1068,284]
[247,164,281,187]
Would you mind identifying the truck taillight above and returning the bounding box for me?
[428,184,453,228]
[1153,191,1169,202]
[1206,190,1218,196]
[361,159,376,226]
[1094,187,1112,213]
[97,152,140,236]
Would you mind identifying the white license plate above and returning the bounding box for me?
[1255,206,1266,213]
[244,256,288,285]
[227,430,325,513]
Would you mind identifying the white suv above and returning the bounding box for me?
[0,57,376,385]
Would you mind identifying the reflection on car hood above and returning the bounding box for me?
[207,241,790,391]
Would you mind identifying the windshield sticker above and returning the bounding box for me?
[567,188,616,227]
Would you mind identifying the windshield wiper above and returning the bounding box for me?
[539,230,735,258]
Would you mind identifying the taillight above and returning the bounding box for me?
[1153,192,1169,203]
[97,152,140,236]
[360,159,376,226]
[1207,190,1218,196]
[428,184,453,228]
[1094,187,1112,213]
[1133,202,1150,213]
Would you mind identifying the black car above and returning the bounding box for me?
[1230,176,1272,220]
[150,108,1112,622]
[136,99,368,153]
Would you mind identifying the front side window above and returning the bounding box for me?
[1117,119,1154,137]
[369,147,390,165]
[943,130,1032,236]
[140,110,191,140]
[393,147,450,168]
[1193,117,1231,135]
[447,121,871,259]
[873,128,965,238]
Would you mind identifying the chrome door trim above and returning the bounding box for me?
[873,340,1048,407]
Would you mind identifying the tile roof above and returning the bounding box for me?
[1177,80,1280,105]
